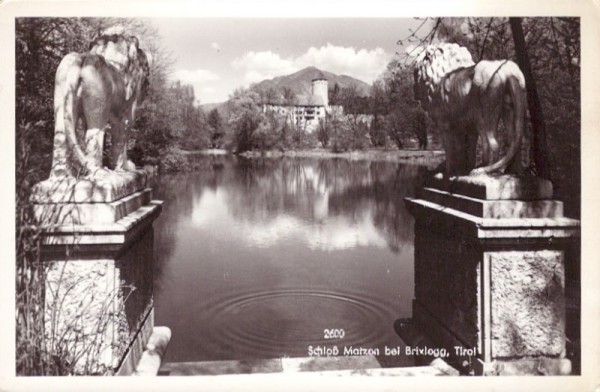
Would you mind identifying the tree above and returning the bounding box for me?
[369,79,388,116]
[509,17,551,180]
[316,117,330,148]
[414,106,429,150]
[281,86,297,106]
[338,85,370,116]
[326,112,352,152]
[252,85,283,105]
[371,59,426,149]
[329,82,341,105]
[207,108,225,148]
[368,114,388,147]
[254,110,287,151]
[226,88,264,153]
[161,81,210,151]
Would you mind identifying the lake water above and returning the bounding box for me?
[153,154,431,366]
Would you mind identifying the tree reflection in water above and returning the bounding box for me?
[223,157,425,253]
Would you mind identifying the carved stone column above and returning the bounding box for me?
[404,174,579,375]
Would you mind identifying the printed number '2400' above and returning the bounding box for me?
[324,329,345,339]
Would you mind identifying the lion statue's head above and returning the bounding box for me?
[89,34,151,101]
[412,43,475,109]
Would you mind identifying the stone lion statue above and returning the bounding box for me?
[412,43,527,176]
[49,33,150,178]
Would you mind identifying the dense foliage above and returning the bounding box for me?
[223,87,317,153]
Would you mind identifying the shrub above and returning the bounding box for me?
[159,149,191,173]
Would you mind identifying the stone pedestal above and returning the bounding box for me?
[404,174,579,375]
[32,172,164,375]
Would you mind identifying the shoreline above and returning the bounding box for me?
[183,148,445,166]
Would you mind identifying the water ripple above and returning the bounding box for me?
[196,289,397,359]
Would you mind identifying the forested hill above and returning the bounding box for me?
[200,66,371,113]
[251,66,371,97]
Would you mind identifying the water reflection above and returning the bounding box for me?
[153,155,429,364]
[195,158,423,252]
[191,187,387,250]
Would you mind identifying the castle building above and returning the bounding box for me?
[262,71,343,133]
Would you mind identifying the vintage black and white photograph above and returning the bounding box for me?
[5,0,599,390]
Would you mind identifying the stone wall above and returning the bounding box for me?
[405,174,579,375]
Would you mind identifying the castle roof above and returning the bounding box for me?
[296,93,326,106]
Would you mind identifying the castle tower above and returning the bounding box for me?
[312,71,328,107]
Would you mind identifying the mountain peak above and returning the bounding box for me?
[252,67,371,97]
[201,67,371,113]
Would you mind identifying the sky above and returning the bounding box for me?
[148,18,429,104]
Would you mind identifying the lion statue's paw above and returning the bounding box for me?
[86,167,111,180]
[84,159,104,176]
